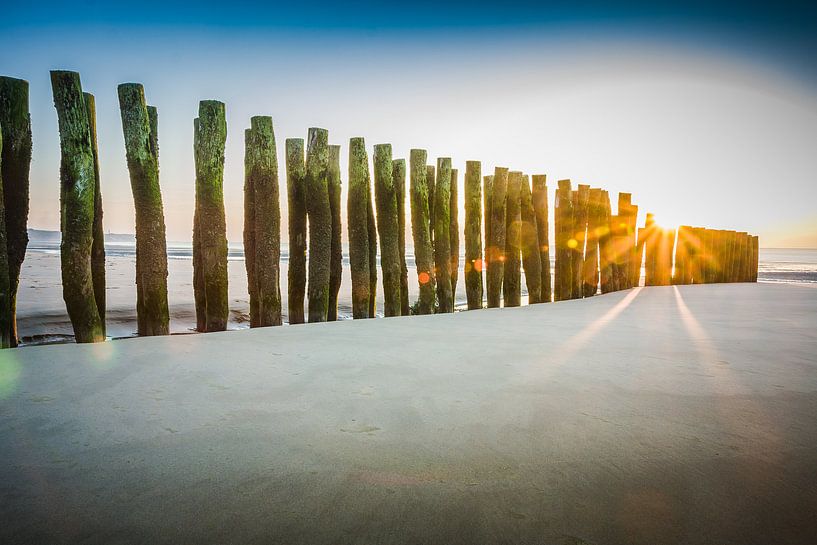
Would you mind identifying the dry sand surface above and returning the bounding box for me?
[1,283,816,544]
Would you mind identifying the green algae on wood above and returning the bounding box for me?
[117,83,170,336]
[0,125,9,347]
[374,144,401,317]
[328,144,343,321]
[433,158,453,313]
[409,149,435,315]
[0,76,32,346]
[449,167,459,307]
[85,93,106,338]
[464,161,483,310]
[193,100,229,332]
[393,158,410,316]
[286,138,306,324]
[304,127,331,322]
[519,174,542,304]
[486,168,508,308]
[244,116,282,327]
[427,164,436,246]
[347,137,372,318]
[531,175,550,303]
[50,70,104,343]
[503,171,522,308]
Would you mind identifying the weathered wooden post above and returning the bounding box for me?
[519,174,542,304]
[599,189,614,293]
[0,76,32,347]
[118,83,170,335]
[726,230,737,283]
[503,171,522,307]
[86,93,106,338]
[347,137,372,318]
[286,138,307,323]
[464,161,483,310]
[751,235,759,282]
[393,158,410,316]
[449,167,459,306]
[373,144,401,316]
[367,169,378,318]
[571,185,589,297]
[50,71,104,343]
[193,100,228,332]
[531,175,551,303]
[409,149,434,314]
[641,213,657,286]
[737,232,749,282]
[582,188,601,296]
[486,168,508,308]
[304,128,331,322]
[658,228,675,285]
[554,179,573,301]
[328,144,343,320]
[192,119,205,331]
[483,175,493,298]
[244,116,282,327]
[673,226,688,285]
[427,164,436,245]
[433,157,453,313]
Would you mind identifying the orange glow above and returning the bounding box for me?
[567,238,578,249]
[473,258,483,272]
[418,271,430,284]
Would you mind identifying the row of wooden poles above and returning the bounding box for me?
[0,72,759,346]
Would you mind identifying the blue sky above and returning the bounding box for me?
[2,0,816,246]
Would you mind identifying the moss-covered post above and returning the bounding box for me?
[519,174,542,304]
[193,100,228,332]
[582,188,601,297]
[244,116,282,327]
[532,175,550,303]
[598,190,613,293]
[393,158,410,316]
[427,164,436,246]
[483,174,493,296]
[449,167,459,306]
[373,144,400,317]
[304,128,331,322]
[554,179,573,301]
[464,161,482,310]
[50,71,104,343]
[409,149,434,314]
[85,93,106,338]
[348,138,371,318]
[328,144,343,321]
[0,126,9,347]
[486,168,508,308]
[433,157,453,313]
[0,77,32,346]
[571,185,589,297]
[367,170,378,318]
[286,138,306,324]
[118,83,171,336]
[502,171,522,307]
[192,119,205,331]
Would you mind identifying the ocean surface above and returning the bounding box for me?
[15,243,817,345]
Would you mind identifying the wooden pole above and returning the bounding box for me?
[751,235,759,282]
[449,167,459,307]
[305,128,331,322]
[192,119,206,331]
[571,185,589,297]
[193,100,228,332]
[374,144,401,316]
[503,171,522,307]
[286,138,307,323]
[85,93,106,338]
[367,167,378,318]
[464,161,482,310]
[641,213,657,286]
[347,137,372,318]
[244,116,282,327]
[532,175,551,303]
[433,157,453,313]
[598,190,613,293]
[50,70,104,343]
[673,226,687,285]
[427,164,436,247]
[118,83,170,335]
[486,168,508,308]
[582,188,601,296]
[519,174,541,304]
[483,174,493,303]
[409,149,434,314]
[0,77,32,347]
[393,158,410,316]
[554,179,573,301]
[328,144,343,320]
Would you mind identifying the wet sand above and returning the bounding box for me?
[1,283,816,544]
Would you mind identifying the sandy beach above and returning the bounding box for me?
[1,282,815,544]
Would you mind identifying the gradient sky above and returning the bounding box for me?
[2,0,816,247]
